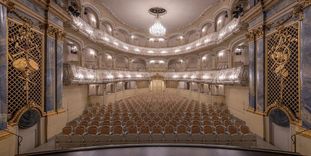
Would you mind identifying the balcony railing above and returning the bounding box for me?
[64,64,248,85]
[71,16,242,56]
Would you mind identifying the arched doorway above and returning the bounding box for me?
[268,109,291,151]
[150,74,165,92]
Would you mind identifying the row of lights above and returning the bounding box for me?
[73,16,239,55]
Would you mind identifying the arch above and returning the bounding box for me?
[266,104,298,123]
[82,5,100,28]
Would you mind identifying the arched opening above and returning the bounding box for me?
[268,109,291,151]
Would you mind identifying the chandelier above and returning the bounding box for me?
[149,7,167,37]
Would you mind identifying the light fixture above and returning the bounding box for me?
[158,60,165,64]
[202,56,207,60]
[134,48,140,52]
[161,50,167,54]
[175,49,180,53]
[149,38,155,42]
[173,75,179,78]
[196,42,202,47]
[150,60,155,63]
[148,50,154,54]
[149,7,167,37]
[218,51,224,57]
[123,45,129,50]
[103,36,110,42]
[179,36,184,40]
[89,49,96,56]
[107,55,112,59]
[113,41,119,46]
[158,38,165,42]
[131,35,135,39]
[186,46,191,50]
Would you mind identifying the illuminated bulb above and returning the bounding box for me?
[204,38,210,43]
[127,74,132,78]
[107,74,114,79]
[190,75,196,79]
[158,60,165,64]
[202,56,207,60]
[149,38,155,42]
[131,35,135,39]
[217,19,222,24]
[89,49,96,56]
[161,50,167,54]
[136,74,143,78]
[107,55,112,59]
[158,38,165,42]
[183,75,188,78]
[179,36,184,40]
[202,75,210,79]
[218,51,224,57]
[113,41,119,46]
[173,75,179,78]
[134,48,140,52]
[196,42,202,47]
[175,49,180,53]
[90,16,97,23]
[148,50,154,54]
[123,45,129,50]
[103,37,110,42]
[118,74,124,78]
[180,59,183,63]
[150,60,155,63]
[186,46,191,50]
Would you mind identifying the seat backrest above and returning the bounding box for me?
[127,125,138,134]
[203,125,214,134]
[191,126,201,134]
[75,126,85,135]
[227,125,238,134]
[100,126,110,135]
[240,125,250,134]
[87,126,98,134]
[62,126,72,135]
[215,125,225,134]
[176,125,187,134]
[152,125,162,134]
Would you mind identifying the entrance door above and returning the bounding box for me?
[270,122,291,151]
[19,124,39,153]
[150,80,165,92]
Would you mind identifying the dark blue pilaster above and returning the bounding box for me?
[0,5,7,130]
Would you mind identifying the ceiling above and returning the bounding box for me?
[100,0,220,36]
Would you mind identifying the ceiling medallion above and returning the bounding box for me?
[149,7,167,37]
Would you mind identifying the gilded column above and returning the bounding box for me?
[0,4,7,130]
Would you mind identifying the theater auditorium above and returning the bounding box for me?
[0,0,311,156]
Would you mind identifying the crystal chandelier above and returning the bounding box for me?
[149,17,166,36]
[149,7,167,37]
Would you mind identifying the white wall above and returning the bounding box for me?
[47,85,88,139]
[224,86,264,137]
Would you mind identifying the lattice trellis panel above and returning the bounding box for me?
[7,20,43,120]
[265,22,300,119]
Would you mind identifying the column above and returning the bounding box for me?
[256,33,264,112]
[248,35,256,110]
[56,33,64,110]
[0,4,7,130]
[45,29,56,112]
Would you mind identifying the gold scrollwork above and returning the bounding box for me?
[265,22,300,122]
